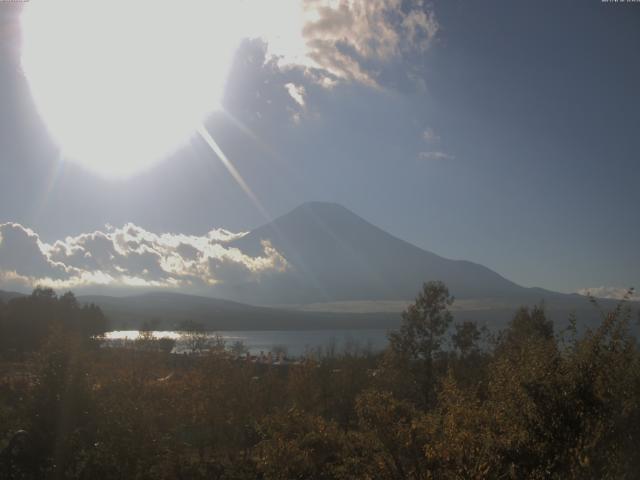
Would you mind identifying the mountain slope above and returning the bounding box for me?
[225,202,532,304]
[0,289,25,303]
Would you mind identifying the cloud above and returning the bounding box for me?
[0,223,72,280]
[284,82,306,123]
[247,0,438,88]
[418,151,454,161]
[223,39,319,126]
[224,2,438,127]
[422,127,440,143]
[0,222,288,292]
[300,0,437,86]
[285,82,306,108]
[576,286,639,302]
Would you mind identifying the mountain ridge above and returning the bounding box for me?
[224,202,546,304]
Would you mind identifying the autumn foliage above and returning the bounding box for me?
[1,283,639,479]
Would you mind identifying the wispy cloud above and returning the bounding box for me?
[418,128,455,161]
[0,223,288,292]
[422,127,440,143]
[418,151,454,161]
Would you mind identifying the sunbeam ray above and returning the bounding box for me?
[197,124,270,221]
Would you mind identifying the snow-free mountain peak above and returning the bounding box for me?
[226,202,523,304]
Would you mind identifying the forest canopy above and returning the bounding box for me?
[0,287,108,354]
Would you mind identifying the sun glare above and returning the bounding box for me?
[21,1,242,178]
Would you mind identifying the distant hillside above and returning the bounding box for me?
[77,291,399,331]
[0,290,25,303]
[2,287,633,333]
[78,290,633,334]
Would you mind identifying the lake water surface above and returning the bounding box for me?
[106,329,391,356]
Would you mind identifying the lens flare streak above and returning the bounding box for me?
[197,124,269,220]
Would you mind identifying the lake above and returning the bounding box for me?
[105,329,391,356]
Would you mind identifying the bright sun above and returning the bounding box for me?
[21,1,241,178]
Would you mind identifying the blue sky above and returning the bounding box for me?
[0,0,638,296]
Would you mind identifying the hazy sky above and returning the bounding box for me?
[0,0,638,295]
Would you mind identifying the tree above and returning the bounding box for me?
[230,340,249,356]
[502,304,553,348]
[452,320,483,358]
[0,289,108,354]
[178,320,210,354]
[389,281,454,361]
[386,281,454,405]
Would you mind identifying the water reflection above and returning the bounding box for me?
[105,329,389,357]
